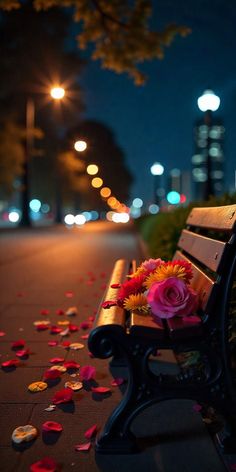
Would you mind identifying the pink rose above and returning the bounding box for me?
[147,277,197,319]
[142,258,164,272]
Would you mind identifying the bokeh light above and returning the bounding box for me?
[87,164,99,175]
[91,177,103,188]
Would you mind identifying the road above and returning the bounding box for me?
[0,222,229,472]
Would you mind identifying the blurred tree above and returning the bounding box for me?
[0,120,24,193]
[67,120,133,211]
[0,0,191,85]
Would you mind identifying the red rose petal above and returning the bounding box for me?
[63,361,80,370]
[84,424,98,439]
[88,316,95,322]
[111,378,125,387]
[16,349,30,358]
[56,309,64,315]
[50,326,62,334]
[48,341,58,347]
[91,386,111,394]
[61,341,71,348]
[42,421,63,432]
[81,334,89,340]
[75,442,91,452]
[101,300,117,309]
[68,323,79,332]
[11,339,25,349]
[0,331,6,337]
[65,291,74,298]
[80,322,91,330]
[49,357,65,364]
[1,359,20,368]
[40,309,50,316]
[52,388,73,404]
[80,365,96,381]
[110,283,121,289]
[36,324,49,331]
[43,369,62,380]
[30,456,58,472]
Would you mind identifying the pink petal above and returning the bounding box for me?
[48,341,58,347]
[42,421,63,432]
[30,456,58,472]
[111,378,125,387]
[74,442,91,452]
[63,361,80,370]
[43,369,62,380]
[0,331,6,337]
[80,365,96,381]
[49,357,65,364]
[1,359,20,368]
[68,323,79,332]
[84,424,98,439]
[16,349,30,358]
[91,386,111,394]
[11,339,25,349]
[52,388,73,404]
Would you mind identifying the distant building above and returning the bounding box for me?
[192,114,225,201]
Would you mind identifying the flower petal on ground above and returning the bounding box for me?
[34,320,50,326]
[49,365,67,373]
[40,309,50,316]
[2,359,20,368]
[101,300,117,309]
[48,341,58,347]
[56,309,64,315]
[63,361,80,370]
[11,339,25,349]
[84,424,98,439]
[44,405,56,412]
[12,425,37,444]
[68,323,79,332]
[0,331,6,336]
[28,382,48,392]
[80,365,96,381]
[110,284,121,289]
[43,369,62,380]
[69,343,84,350]
[111,378,125,387]
[81,334,89,340]
[65,381,83,391]
[91,386,111,394]
[74,442,91,452]
[65,306,78,316]
[16,349,30,358]
[65,291,74,298]
[80,321,91,330]
[30,457,58,472]
[50,326,62,334]
[36,324,49,331]
[49,357,65,364]
[42,421,63,432]
[52,388,73,404]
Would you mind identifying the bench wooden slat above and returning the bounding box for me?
[173,251,215,310]
[95,259,129,329]
[129,311,165,339]
[186,204,236,231]
[167,315,203,341]
[178,229,226,272]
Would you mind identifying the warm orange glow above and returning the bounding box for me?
[107,196,117,207]
[87,164,99,175]
[50,86,65,100]
[100,187,111,198]
[91,177,103,188]
[74,140,87,152]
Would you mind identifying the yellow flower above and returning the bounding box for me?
[123,293,149,312]
[144,263,189,289]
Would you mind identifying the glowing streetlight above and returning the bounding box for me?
[197,89,220,112]
[74,140,87,152]
[150,162,165,206]
[50,86,65,100]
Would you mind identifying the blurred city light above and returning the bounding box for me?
[82,211,92,221]
[166,191,181,204]
[112,212,130,223]
[74,140,87,152]
[29,199,41,212]
[197,89,220,112]
[132,198,143,208]
[74,214,86,225]
[90,210,99,220]
[150,162,164,176]
[148,204,159,214]
[41,203,50,213]
[91,177,103,188]
[8,211,20,223]
[50,86,65,100]
[100,187,111,198]
[64,214,75,225]
[106,211,115,222]
[130,207,141,218]
[87,164,99,175]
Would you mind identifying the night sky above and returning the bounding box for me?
[76,0,236,205]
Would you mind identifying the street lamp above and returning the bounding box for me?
[197,89,220,199]
[20,86,65,227]
[74,140,87,152]
[150,162,164,206]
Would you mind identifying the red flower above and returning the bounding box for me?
[117,275,145,305]
[170,260,193,283]
[42,421,63,433]
[30,456,58,472]
[52,388,73,404]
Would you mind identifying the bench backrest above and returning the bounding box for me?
[174,204,236,328]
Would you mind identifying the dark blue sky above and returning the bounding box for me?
[78,0,236,205]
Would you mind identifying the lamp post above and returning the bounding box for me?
[150,162,164,207]
[197,89,220,200]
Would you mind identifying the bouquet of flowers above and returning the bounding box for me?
[103,258,198,320]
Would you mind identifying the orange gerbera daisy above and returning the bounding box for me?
[144,261,193,289]
[123,293,149,312]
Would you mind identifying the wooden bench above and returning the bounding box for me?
[88,204,236,454]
